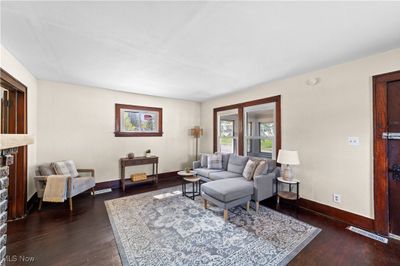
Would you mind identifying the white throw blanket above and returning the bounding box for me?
[43,175,69,202]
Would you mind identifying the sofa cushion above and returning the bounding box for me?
[242,160,258,180]
[200,154,209,168]
[64,160,79,178]
[194,168,222,178]
[209,171,242,180]
[39,164,56,176]
[69,177,95,197]
[227,155,249,174]
[201,178,253,202]
[215,152,231,170]
[207,153,223,169]
[52,161,71,176]
[263,159,277,174]
[253,160,267,177]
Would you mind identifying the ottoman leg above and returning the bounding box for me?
[223,209,228,222]
[256,201,260,212]
[204,199,208,209]
[246,201,250,212]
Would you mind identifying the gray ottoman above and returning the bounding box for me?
[201,178,254,221]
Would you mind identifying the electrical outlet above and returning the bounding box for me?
[348,137,360,146]
[333,193,341,203]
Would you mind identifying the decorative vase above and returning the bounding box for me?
[128,153,135,159]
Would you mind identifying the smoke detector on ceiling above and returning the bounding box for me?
[306,78,320,86]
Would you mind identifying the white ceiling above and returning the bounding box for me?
[1,2,400,102]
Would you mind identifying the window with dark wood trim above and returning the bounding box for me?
[213,95,281,158]
[114,104,163,137]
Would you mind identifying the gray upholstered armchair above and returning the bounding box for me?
[34,162,96,211]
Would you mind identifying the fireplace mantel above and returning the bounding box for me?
[0,134,34,150]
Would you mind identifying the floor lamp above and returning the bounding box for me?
[190,126,203,161]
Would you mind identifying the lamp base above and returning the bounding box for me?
[282,165,293,181]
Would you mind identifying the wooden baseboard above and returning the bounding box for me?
[94,170,179,190]
[27,192,39,213]
[297,198,375,231]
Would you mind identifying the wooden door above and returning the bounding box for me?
[0,68,28,220]
[387,80,400,236]
[373,70,400,236]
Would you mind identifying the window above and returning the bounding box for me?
[214,96,280,159]
[115,104,163,137]
[216,109,238,154]
[259,122,274,154]
[247,122,253,153]
[220,120,235,153]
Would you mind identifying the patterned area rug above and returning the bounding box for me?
[105,186,320,266]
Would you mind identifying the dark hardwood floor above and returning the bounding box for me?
[7,177,400,266]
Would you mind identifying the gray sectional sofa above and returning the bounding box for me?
[193,153,280,212]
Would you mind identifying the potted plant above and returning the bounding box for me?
[145,149,151,157]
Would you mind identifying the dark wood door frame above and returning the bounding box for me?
[373,70,400,235]
[213,95,281,157]
[0,68,28,220]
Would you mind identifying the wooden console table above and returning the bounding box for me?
[120,156,159,192]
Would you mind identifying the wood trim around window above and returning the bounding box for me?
[213,95,281,157]
[373,70,400,235]
[114,104,163,137]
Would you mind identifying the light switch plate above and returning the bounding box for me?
[348,137,360,146]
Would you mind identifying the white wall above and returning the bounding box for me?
[37,81,200,182]
[0,45,38,200]
[200,48,400,219]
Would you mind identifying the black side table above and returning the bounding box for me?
[182,177,201,200]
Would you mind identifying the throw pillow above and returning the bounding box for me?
[242,160,258,180]
[253,160,267,177]
[39,164,56,176]
[200,154,209,168]
[207,153,223,169]
[52,161,71,176]
[64,160,79,178]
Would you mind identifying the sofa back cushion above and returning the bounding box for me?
[39,163,56,176]
[215,152,231,170]
[207,153,223,169]
[227,154,249,174]
[200,154,209,168]
[263,159,277,174]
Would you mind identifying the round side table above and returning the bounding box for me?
[276,177,300,204]
[178,171,201,200]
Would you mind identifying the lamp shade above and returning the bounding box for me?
[277,150,300,165]
[190,126,203,138]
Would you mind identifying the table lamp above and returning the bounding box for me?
[277,150,300,181]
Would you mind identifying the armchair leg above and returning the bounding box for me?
[91,187,95,197]
[246,201,250,212]
[69,197,73,211]
[204,199,208,209]
[256,201,260,212]
[38,198,43,211]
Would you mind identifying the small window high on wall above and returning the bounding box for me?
[213,96,281,158]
